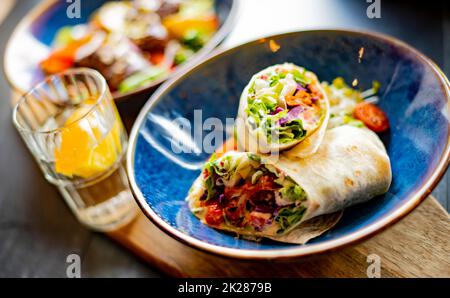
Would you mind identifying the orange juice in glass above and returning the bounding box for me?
[13,68,137,231]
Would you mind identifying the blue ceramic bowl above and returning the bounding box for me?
[127,30,450,259]
[4,0,237,101]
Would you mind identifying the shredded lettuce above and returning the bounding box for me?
[291,68,311,85]
[251,170,264,184]
[261,117,306,144]
[245,65,313,145]
[275,205,307,233]
[280,184,307,201]
[269,72,286,87]
[203,162,216,201]
[247,153,261,163]
[118,67,167,93]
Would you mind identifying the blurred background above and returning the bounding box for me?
[0,0,448,277]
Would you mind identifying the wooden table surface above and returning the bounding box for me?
[0,0,449,277]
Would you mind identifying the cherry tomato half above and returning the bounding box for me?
[353,102,389,132]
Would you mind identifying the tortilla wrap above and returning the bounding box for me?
[187,125,391,244]
[236,63,330,157]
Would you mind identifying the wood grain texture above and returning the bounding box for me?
[108,196,450,278]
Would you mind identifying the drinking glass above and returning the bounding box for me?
[12,68,138,231]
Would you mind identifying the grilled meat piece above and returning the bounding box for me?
[76,34,150,90]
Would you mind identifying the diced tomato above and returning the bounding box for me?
[204,204,224,226]
[224,186,242,199]
[225,175,278,201]
[40,54,74,74]
[40,35,93,74]
[353,102,390,132]
[211,167,279,227]
[150,52,165,65]
[202,168,210,179]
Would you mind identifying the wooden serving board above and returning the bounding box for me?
[108,196,450,278]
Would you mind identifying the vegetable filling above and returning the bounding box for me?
[322,77,389,132]
[245,64,325,145]
[196,152,308,234]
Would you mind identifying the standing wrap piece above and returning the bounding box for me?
[236,63,330,157]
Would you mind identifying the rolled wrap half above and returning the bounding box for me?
[236,63,330,157]
[187,125,391,244]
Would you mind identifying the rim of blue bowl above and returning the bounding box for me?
[3,0,239,102]
[127,29,450,260]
